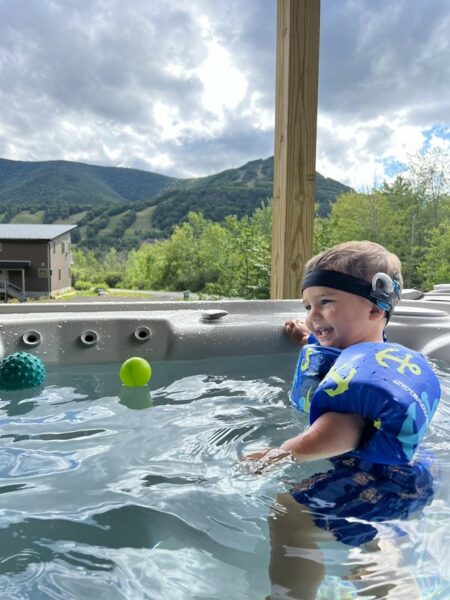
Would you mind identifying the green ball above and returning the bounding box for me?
[119,357,152,387]
[0,352,46,391]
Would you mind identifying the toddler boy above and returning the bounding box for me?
[247,240,440,466]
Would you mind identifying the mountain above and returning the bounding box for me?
[0,158,175,209]
[0,156,352,249]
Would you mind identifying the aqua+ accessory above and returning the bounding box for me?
[370,272,401,312]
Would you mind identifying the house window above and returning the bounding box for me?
[58,268,62,281]
[38,268,49,278]
[52,243,56,253]
[61,242,65,254]
[0,242,2,252]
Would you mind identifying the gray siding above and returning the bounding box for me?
[49,233,72,293]
[0,240,49,295]
[0,233,73,297]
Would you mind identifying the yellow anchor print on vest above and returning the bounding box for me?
[375,347,421,375]
[301,347,313,372]
[324,364,357,397]
[304,385,313,413]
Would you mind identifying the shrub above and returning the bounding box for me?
[74,279,94,291]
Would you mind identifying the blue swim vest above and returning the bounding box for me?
[290,341,441,464]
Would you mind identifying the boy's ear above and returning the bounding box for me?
[369,303,386,320]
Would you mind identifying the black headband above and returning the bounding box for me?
[302,269,401,320]
[302,269,375,303]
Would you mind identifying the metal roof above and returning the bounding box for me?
[0,224,77,240]
[0,260,31,268]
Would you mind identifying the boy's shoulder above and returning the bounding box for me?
[341,340,415,354]
[337,341,433,373]
[328,341,439,393]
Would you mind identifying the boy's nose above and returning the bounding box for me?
[308,305,320,319]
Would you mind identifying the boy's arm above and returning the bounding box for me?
[245,412,365,466]
[248,321,363,467]
[280,411,366,461]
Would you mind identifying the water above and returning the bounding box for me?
[0,354,449,599]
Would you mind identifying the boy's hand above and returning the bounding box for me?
[284,319,309,346]
[240,447,294,474]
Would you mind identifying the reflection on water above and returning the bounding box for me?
[0,354,448,599]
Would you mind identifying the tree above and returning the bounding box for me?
[118,206,272,298]
[121,243,157,290]
[100,248,125,287]
[71,248,104,287]
[408,147,450,228]
[417,220,450,290]
[316,163,450,288]
[206,210,271,298]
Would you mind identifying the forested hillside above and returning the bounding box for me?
[0,158,175,218]
[0,156,352,249]
[73,150,450,297]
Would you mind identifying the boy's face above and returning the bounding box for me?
[302,286,384,349]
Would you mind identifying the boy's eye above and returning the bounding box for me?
[303,299,333,310]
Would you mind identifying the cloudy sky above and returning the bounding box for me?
[1,0,449,189]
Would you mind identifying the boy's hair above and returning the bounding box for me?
[304,241,403,308]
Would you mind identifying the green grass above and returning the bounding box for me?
[55,288,158,299]
[78,224,88,239]
[124,206,156,236]
[98,212,130,236]
[55,211,87,224]
[10,210,45,224]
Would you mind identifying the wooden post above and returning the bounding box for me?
[271,0,320,299]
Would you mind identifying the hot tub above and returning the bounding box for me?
[0,299,449,598]
[0,298,449,364]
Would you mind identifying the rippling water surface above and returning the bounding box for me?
[0,354,449,599]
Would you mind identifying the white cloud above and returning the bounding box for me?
[195,40,247,118]
[0,0,449,188]
[317,112,430,189]
[428,130,450,153]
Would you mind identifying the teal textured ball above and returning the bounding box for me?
[0,352,46,391]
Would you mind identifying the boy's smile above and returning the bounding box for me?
[302,286,385,349]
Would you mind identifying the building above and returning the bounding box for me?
[0,224,77,300]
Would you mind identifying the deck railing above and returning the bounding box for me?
[0,280,25,302]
